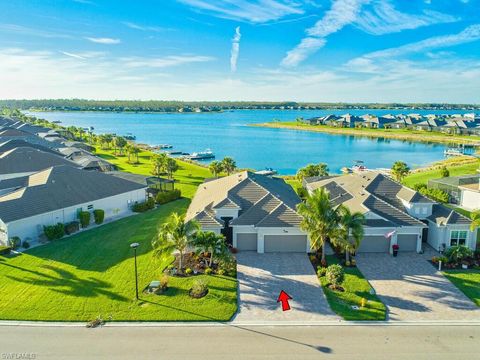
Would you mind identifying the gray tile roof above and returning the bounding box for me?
[0,165,146,223]
[0,139,61,156]
[363,195,426,227]
[187,171,302,228]
[428,205,472,226]
[0,147,79,175]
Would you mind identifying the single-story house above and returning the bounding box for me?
[0,139,62,156]
[186,171,309,253]
[428,174,480,206]
[305,172,476,254]
[58,147,116,172]
[0,165,147,245]
[61,141,95,152]
[458,172,480,211]
[0,147,79,180]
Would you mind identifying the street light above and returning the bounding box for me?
[130,242,140,300]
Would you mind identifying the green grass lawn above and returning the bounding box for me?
[443,270,480,307]
[402,158,480,188]
[0,200,237,321]
[318,256,386,321]
[94,147,212,199]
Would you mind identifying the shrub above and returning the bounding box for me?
[64,221,80,235]
[93,209,105,225]
[351,259,356,266]
[78,211,91,228]
[345,260,351,267]
[445,245,474,264]
[185,267,193,275]
[326,264,344,288]
[216,254,237,277]
[204,267,213,275]
[189,279,208,298]
[414,184,449,203]
[43,223,65,241]
[132,198,155,213]
[0,246,12,255]
[155,189,181,205]
[216,269,225,276]
[22,240,30,249]
[440,166,450,178]
[159,274,169,290]
[317,266,327,277]
[9,236,21,250]
[296,186,308,200]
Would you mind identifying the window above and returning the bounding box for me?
[450,231,468,246]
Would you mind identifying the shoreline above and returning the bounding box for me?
[251,122,480,146]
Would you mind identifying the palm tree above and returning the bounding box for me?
[297,188,339,263]
[125,143,133,163]
[471,210,480,232]
[221,157,237,175]
[333,206,365,263]
[152,213,200,273]
[194,231,228,267]
[151,153,168,179]
[391,161,410,182]
[165,158,179,179]
[132,146,140,163]
[209,160,223,178]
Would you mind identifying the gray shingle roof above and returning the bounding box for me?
[428,205,472,225]
[363,195,426,227]
[256,203,303,227]
[0,147,79,175]
[0,139,61,156]
[0,165,146,223]
[231,193,282,226]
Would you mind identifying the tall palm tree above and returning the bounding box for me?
[125,143,133,162]
[297,188,339,263]
[471,210,480,232]
[152,213,200,273]
[221,157,237,175]
[333,205,365,263]
[194,231,228,267]
[209,161,223,178]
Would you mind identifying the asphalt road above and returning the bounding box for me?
[1,324,479,359]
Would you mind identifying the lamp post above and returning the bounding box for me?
[130,242,140,300]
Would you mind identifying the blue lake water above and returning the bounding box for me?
[31,109,469,175]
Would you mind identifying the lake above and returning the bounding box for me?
[31,109,467,175]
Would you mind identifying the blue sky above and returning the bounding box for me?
[1,0,480,102]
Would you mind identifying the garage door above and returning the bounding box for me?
[357,236,390,253]
[237,233,257,251]
[264,235,307,253]
[397,234,418,252]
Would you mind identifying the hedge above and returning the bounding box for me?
[79,211,91,228]
[43,223,65,241]
[93,209,105,225]
[0,246,12,255]
[132,198,155,213]
[9,236,21,250]
[155,189,181,205]
[64,221,80,235]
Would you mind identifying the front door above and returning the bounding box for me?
[221,217,233,245]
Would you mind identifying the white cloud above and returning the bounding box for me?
[230,26,241,73]
[85,37,121,44]
[0,23,73,39]
[177,0,304,23]
[351,24,480,62]
[355,1,458,35]
[282,0,367,67]
[122,22,167,32]
[121,55,215,68]
[60,51,86,60]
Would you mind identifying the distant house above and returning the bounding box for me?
[0,147,78,180]
[187,171,309,253]
[61,141,95,152]
[0,127,64,149]
[359,115,397,129]
[0,139,62,156]
[428,174,480,205]
[305,172,476,253]
[58,147,116,172]
[0,165,147,245]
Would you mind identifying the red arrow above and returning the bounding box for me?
[277,290,292,311]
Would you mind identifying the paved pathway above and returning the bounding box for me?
[356,252,480,321]
[233,252,338,323]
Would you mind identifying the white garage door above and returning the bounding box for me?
[264,235,307,253]
[358,236,390,253]
[397,234,418,252]
[237,233,257,251]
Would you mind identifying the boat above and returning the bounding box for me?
[168,150,184,155]
[255,168,277,176]
[444,148,464,157]
[153,144,173,149]
[124,133,136,140]
[185,149,215,160]
[351,160,368,173]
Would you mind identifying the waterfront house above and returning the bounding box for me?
[0,139,62,156]
[305,172,476,253]
[0,165,147,245]
[187,171,309,253]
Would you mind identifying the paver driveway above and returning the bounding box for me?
[356,253,480,321]
[233,252,338,323]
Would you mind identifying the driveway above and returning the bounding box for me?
[233,252,338,323]
[356,253,480,321]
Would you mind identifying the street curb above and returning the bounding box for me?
[1,320,480,328]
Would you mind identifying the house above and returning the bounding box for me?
[61,141,95,152]
[428,174,480,205]
[58,147,116,172]
[186,171,309,253]
[0,139,62,156]
[0,165,147,245]
[0,127,64,149]
[458,172,480,211]
[0,147,78,180]
[305,172,476,253]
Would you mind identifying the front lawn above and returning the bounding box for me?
[317,256,387,321]
[443,270,480,307]
[94,147,212,199]
[0,200,237,321]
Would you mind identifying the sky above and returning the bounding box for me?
[0,0,480,103]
